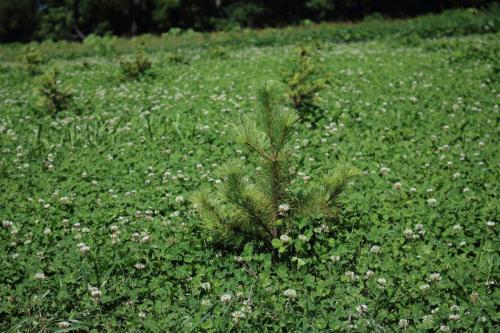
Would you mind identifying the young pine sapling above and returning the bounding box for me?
[36,67,73,115]
[119,50,152,80]
[286,46,326,121]
[23,46,43,76]
[192,81,359,248]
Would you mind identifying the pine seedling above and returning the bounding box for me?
[23,46,43,76]
[167,49,189,64]
[36,67,73,115]
[192,81,360,249]
[208,46,228,59]
[119,50,152,80]
[286,46,326,121]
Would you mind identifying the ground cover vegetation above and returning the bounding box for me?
[0,8,499,332]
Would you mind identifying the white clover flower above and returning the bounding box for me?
[393,182,402,190]
[399,319,409,329]
[134,263,145,270]
[330,255,340,262]
[175,195,184,203]
[450,304,460,311]
[278,203,290,215]
[231,310,245,322]
[138,312,146,319]
[429,273,441,283]
[78,243,90,254]
[379,167,390,175]
[140,233,151,243]
[2,220,13,228]
[298,234,308,241]
[345,271,358,281]
[452,224,462,231]
[201,298,211,306]
[220,293,232,303]
[108,229,119,241]
[283,288,297,300]
[279,234,291,243]
[314,224,329,234]
[366,270,375,278]
[356,304,368,315]
[377,278,387,287]
[420,284,430,292]
[403,229,413,239]
[370,245,380,254]
[440,325,450,332]
[58,321,70,328]
[59,196,71,205]
[34,272,46,280]
[427,198,437,207]
[88,286,101,299]
[201,282,211,290]
[43,227,51,235]
[409,187,417,193]
[486,221,495,228]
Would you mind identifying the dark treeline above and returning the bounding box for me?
[0,0,495,43]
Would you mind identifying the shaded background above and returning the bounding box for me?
[0,0,496,42]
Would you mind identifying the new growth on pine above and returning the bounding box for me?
[192,80,360,248]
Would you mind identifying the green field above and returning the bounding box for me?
[0,10,499,332]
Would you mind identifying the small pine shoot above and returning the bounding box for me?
[23,46,43,76]
[36,67,73,115]
[286,46,326,121]
[119,50,152,80]
[167,49,189,64]
[208,46,228,59]
[192,80,359,249]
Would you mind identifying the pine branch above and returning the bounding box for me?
[322,164,361,204]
